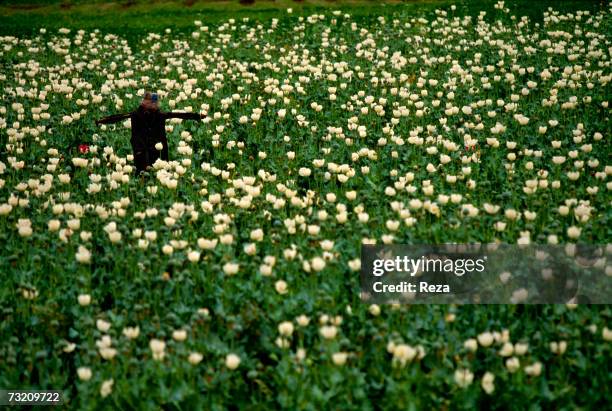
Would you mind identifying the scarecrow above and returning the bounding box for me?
[95,92,204,173]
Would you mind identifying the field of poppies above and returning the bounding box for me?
[0,0,611,409]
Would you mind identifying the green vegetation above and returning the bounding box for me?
[0,0,608,39]
[0,0,610,409]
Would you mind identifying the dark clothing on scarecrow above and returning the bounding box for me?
[96,93,202,173]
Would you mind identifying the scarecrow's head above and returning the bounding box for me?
[141,91,160,112]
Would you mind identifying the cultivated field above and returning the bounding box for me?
[0,0,610,409]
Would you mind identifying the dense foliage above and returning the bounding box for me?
[0,1,610,409]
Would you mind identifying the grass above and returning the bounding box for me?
[0,1,441,38]
[0,0,608,41]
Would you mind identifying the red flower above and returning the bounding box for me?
[79,144,89,154]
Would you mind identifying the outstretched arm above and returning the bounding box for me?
[162,112,204,121]
[96,112,132,125]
